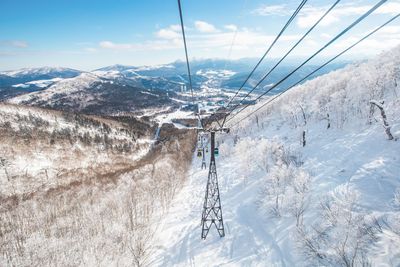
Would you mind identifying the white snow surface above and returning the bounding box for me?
[0,103,152,197]
[7,72,101,104]
[0,67,76,77]
[12,77,64,88]
[155,108,195,125]
[150,47,400,266]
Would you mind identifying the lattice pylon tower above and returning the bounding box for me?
[201,147,207,169]
[201,131,225,239]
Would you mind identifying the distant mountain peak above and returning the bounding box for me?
[95,64,136,72]
[0,67,81,77]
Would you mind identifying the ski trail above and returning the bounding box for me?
[152,156,207,266]
[151,150,292,266]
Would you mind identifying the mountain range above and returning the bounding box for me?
[0,59,348,111]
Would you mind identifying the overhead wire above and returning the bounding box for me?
[177,0,195,105]
[222,0,342,126]
[223,0,248,71]
[227,12,400,128]
[177,0,205,129]
[225,0,388,124]
[223,0,308,109]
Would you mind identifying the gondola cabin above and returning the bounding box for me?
[197,149,203,158]
[214,147,219,156]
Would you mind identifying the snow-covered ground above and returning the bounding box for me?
[0,103,152,197]
[152,122,400,266]
[12,77,64,88]
[150,47,400,266]
[8,73,102,105]
[2,45,400,267]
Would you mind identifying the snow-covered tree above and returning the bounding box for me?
[369,100,394,140]
[289,169,311,226]
[297,186,379,267]
[394,188,400,208]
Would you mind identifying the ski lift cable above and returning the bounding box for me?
[227,12,400,128]
[208,0,307,131]
[177,0,195,105]
[223,0,248,71]
[226,0,388,124]
[221,0,342,128]
[222,0,308,109]
[178,0,205,129]
[225,0,388,124]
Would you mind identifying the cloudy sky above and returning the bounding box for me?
[1,0,400,71]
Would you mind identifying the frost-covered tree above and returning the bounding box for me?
[261,164,293,216]
[394,188,400,208]
[289,169,311,226]
[259,161,311,220]
[299,105,307,147]
[384,188,400,237]
[369,100,394,140]
[297,186,379,267]
[0,157,10,181]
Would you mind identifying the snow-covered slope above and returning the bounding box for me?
[7,73,177,114]
[0,67,82,99]
[8,73,101,104]
[0,102,197,267]
[0,103,153,198]
[0,66,80,78]
[150,47,400,266]
[0,67,81,88]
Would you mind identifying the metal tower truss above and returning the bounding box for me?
[198,131,208,170]
[201,131,225,239]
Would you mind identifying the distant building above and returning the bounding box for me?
[181,84,187,92]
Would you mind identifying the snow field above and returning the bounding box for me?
[151,47,400,266]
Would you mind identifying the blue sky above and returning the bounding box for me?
[1,0,400,71]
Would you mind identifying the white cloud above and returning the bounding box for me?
[225,24,238,31]
[297,2,400,29]
[11,40,28,48]
[84,47,97,53]
[155,24,182,39]
[98,39,183,52]
[99,41,134,50]
[156,29,180,39]
[297,7,340,29]
[376,2,400,14]
[0,40,28,48]
[252,4,290,16]
[195,21,219,33]
[169,24,182,32]
[378,25,400,34]
[97,13,400,61]
[321,33,332,39]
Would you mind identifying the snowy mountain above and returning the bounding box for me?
[95,59,347,92]
[0,103,155,199]
[0,60,347,102]
[1,49,396,266]
[7,73,178,115]
[0,67,82,99]
[148,47,400,266]
[0,101,196,267]
[0,66,81,79]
